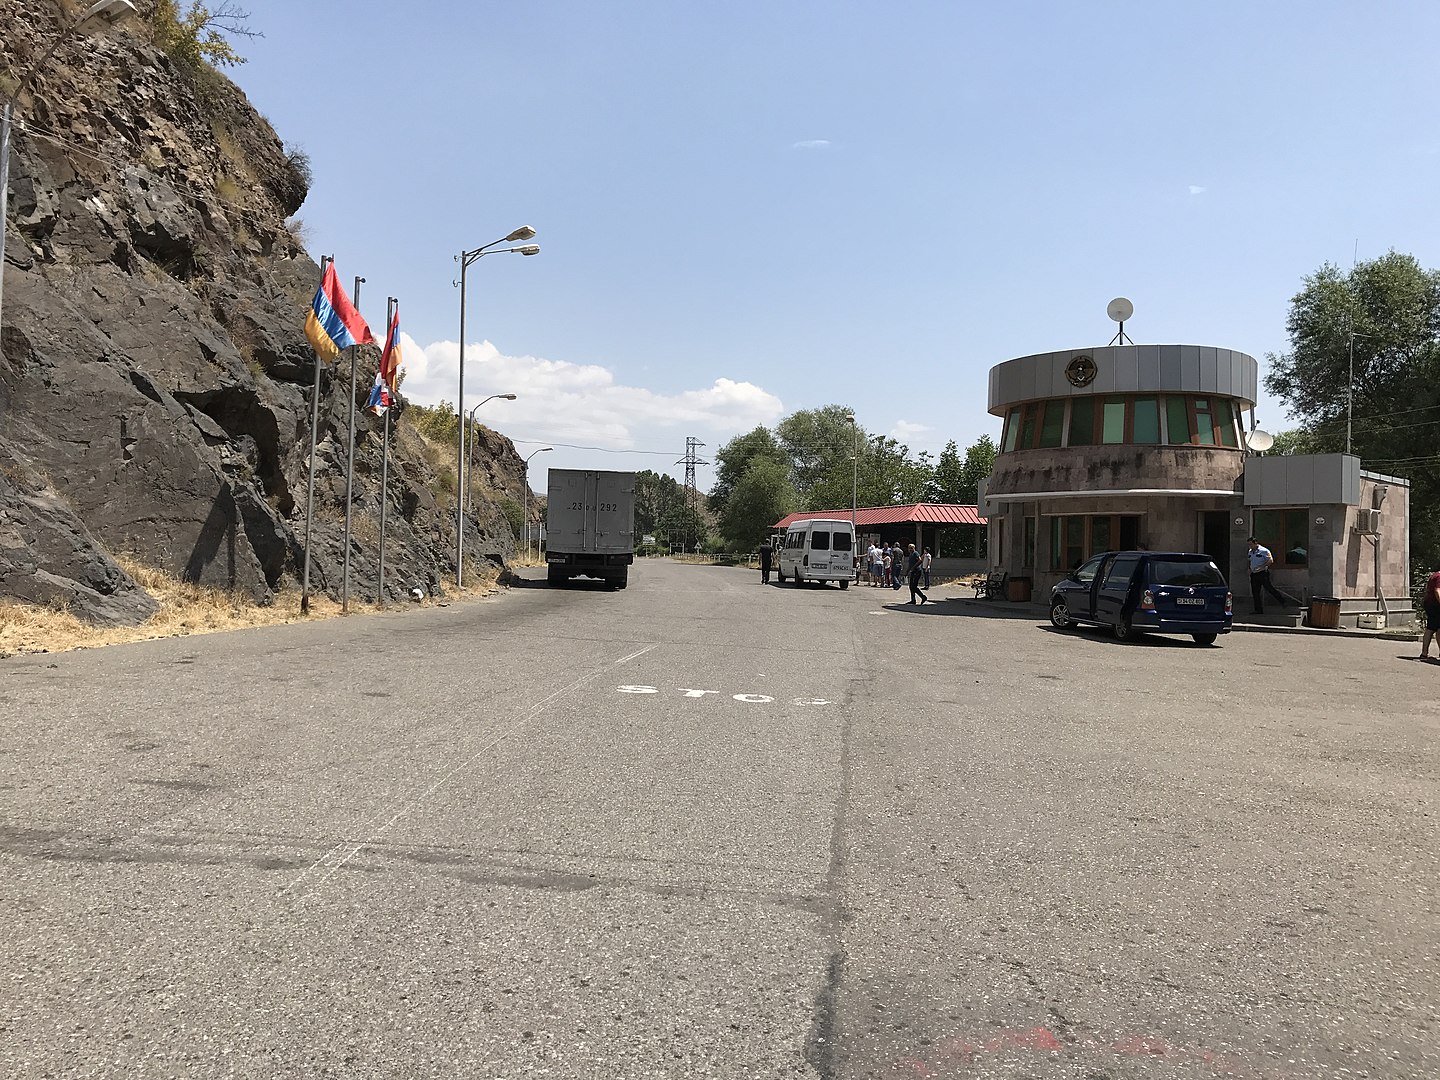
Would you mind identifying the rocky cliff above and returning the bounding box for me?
[0,1,528,624]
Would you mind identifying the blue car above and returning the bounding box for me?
[1049,551,1233,645]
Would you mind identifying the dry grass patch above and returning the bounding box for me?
[0,558,503,657]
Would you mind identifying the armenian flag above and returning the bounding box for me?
[304,262,374,362]
[366,304,402,416]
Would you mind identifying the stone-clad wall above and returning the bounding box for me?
[986,445,1245,498]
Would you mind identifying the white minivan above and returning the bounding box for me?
[776,518,855,589]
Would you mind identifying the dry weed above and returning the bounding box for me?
[0,558,504,657]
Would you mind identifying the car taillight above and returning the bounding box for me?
[1140,589,1155,611]
[1224,591,1232,615]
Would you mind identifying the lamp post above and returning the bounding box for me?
[522,447,552,560]
[1,0,136,334]
[454,226,538,586]
[845,413,859,537]
[465,393,517,515]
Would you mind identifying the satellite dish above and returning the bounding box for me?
[1107,297,1134,323]
[1245,428,1275,452]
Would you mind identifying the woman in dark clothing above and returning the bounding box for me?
[1421,570,1440,660]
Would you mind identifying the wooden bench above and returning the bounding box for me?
[973,571,1007,600]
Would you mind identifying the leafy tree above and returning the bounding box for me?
[709,427,785,517]
[928,441,965,503]
[1267,429,1325,456]
[956,435,997,505]
[148,1,258,71]
[776,405,857,500]
[718,458,796,551]
[1265,251,1440,575]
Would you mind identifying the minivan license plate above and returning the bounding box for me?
[1175,597,1205,606]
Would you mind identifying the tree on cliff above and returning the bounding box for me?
[1264,251,1440,577]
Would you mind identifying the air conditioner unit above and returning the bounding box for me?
[1355,508,1381,534]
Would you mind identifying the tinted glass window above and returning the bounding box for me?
[1003,408,1022,451]
[1133,398,1160,443]
[832,531,852,552]
[1103,554,1140,588]
[1166,396,1191,444]
[1101,400,1126,443]
[1039,401,1065,447]
[1069,400,1094,446]
[810,531,831,551]
[1074,554,1105,584]
[1149,559,1225,586]
[1194,399,1216,445]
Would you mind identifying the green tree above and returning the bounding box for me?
[634,469,684,539]
[718,458,796,551]
[775,405,857,501]
[1265,251,1440,575]
[928,440,965,503]
[956,434,998,505]
[709,427,785,517]
[148,1,257,71]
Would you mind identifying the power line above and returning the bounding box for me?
[510,439,680,456]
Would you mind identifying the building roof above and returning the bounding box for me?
[772,504,986,530]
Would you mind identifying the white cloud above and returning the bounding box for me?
[1188,184,1207,195]
[396,335,785,467]
[889,420,933,446]
[792,139,832,150]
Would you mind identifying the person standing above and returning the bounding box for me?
[891,542,904,590]
[867,542,881,586]
[1246,536,1292,614]
[758,539,773,584]
[882,549,893,588]
[1421,569,1440,660]
[922,547,933,589]
[905,543,929,605]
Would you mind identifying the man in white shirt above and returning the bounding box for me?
[1246,536,1292,614]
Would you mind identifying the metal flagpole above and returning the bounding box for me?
[378,296,395,609]
[341,275,364,614]
[301,253,333,614]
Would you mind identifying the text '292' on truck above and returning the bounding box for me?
[545,470,636,589]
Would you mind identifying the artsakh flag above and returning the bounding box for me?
[366,304,402,417]
[304,262,375,362]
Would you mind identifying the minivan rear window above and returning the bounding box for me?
[1150,559,1225,586]
[810,531,831,551]
[832,532,852,552]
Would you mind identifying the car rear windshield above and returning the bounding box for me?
[832,532,852,552]
[1150,559,1226,586]
[811,531,831,551]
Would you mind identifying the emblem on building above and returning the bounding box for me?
[1065,354,1097,387]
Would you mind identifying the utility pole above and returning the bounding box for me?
[677,437,708,553]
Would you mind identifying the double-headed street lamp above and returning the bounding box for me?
[454,226,539,586]
[522,447,553,560]
[1,0,136,334]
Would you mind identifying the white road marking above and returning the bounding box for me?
[614,643,660,665]
[732,694,775,703]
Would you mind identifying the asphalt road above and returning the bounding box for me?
[2,560,1436,1079]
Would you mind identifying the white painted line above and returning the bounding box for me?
[614,643,659,665]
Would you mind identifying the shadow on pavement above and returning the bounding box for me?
[875,596,1046,622]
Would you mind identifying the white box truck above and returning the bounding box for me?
[544,469,636,589]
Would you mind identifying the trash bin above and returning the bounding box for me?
[1306,596,1341,629]
[1006,576,1032,603]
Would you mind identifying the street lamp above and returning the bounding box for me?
[844,413,858,537]
[454,226,538,586]
[465,393,517,515]
[1,0,136,333]
[522,447,553,560]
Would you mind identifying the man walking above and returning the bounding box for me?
[905,542,929,605]
[758,538,773,584]
[1246,536,1292,614]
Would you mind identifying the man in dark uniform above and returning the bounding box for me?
[759,538,773,584]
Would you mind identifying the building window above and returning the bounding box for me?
[1133,397,1160,444]
[1023,516,1036,568]
[1039,401,1065,448]
[1048,514,1143,570]
[1002,408,1022,452]
[1166,396,1192,444]
[1193,399,1216,445]
[1101,399,1126,444]
[1068,399,1095,446]
[1253,509,1308,567]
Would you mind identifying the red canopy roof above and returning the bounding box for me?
[772,504,986,530]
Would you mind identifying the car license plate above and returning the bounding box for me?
[1175,597,1205,606]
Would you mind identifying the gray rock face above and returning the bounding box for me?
[0,4,528,623]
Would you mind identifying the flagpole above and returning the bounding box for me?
[378,295,395,610]
[341,275,364,615]
[301,253,333,614]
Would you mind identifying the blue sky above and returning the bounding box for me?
[230,1,1440,492]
